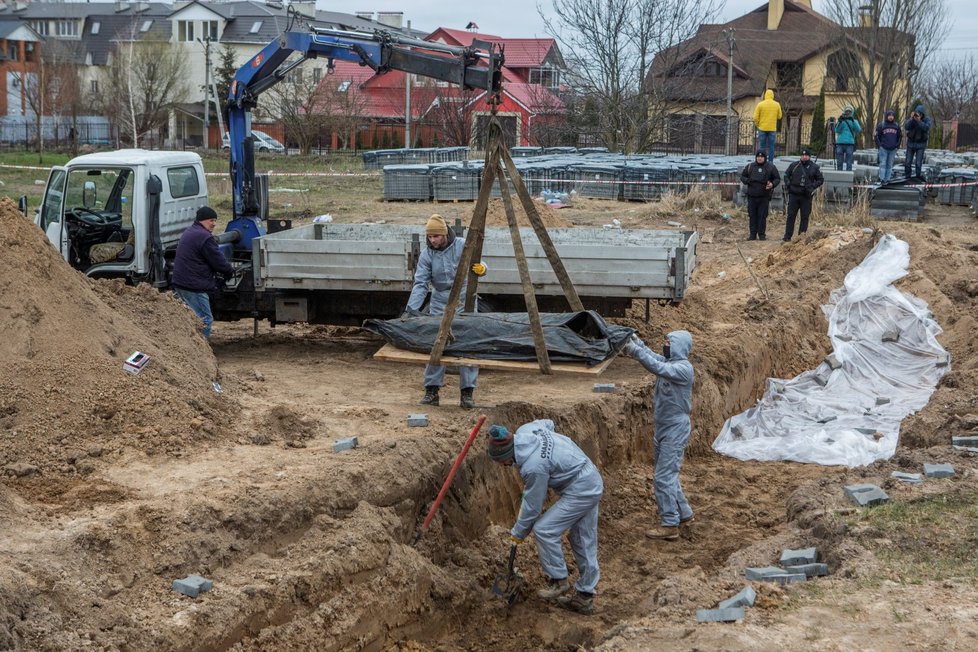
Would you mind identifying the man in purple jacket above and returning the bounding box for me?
[171,206,235,338]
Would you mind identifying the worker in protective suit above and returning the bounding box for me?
[622,331,695,540]
[488,420,604,615]
[405,214,481,408]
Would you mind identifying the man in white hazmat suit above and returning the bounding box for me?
[405,214,482,408]
[487,420,604,615]
[622,330,695,540]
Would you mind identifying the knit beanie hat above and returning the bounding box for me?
[195,206,218,222]
[487,425,515,462]
[425,214,448,236]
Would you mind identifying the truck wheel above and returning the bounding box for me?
[259,147,269,152]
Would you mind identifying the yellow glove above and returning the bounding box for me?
[510,535,524,545]
[471,261,488,277]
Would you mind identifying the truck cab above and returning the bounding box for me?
[36,150,208,283]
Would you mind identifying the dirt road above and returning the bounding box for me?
[1,195,977,650]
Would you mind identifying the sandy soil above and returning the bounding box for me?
[1,192,977,651]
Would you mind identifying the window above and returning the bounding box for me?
[178,20,194,42]
[167,167,200,198]
[140,20,153,33]
[91,21,101,35]
[204,20,218,41]
[529,67,560,88]
[337,80,351,92]
[826,50,859,93]
[249,21,263,34]
[776,62,802,90]
[31,21,48,36]
[57,19,79,37]
[704,60,726,77]
[7,43,18,61]
[40,169,67,231]
[91,79,99,93]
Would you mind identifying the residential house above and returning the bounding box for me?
[649,0,911,155]
[316,27,566,149]
[0,17,40,124]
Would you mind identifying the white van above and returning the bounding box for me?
[221,130,286,153]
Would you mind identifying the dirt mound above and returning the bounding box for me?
[0,198,238,476]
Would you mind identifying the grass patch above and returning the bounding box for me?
[845,490,978,582]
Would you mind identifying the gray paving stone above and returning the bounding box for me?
[850,486,889,507]
[951,436,978,447]
[890,471,923,484]
[882,329,900,343]
[407,414,429,427]
[936,353,951,368]
[592,383,616,393]
[782,563,829,577]
[825,354,842,370]
[923,463,954,478]
[696,607,745,623]
[780,547,817,566]
[875,397,891,406]
[333,437,359,453]
[744,567,806,584]
[172,575,213,598]
[817,415,838,424]
[718,586,756,609]
[843,483,880,500]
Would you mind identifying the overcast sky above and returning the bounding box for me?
[330,0,975,59]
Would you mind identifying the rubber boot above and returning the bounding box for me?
[419,386,439,406]
[459,387,475,409]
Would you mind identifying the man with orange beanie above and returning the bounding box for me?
[405,214,480,408]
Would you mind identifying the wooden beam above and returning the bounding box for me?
[375,344,614,375]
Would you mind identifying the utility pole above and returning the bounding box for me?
[404,19,412,149]
[723,28,736,156]
[202,36,211,148]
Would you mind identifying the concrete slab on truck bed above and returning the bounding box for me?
[372,344,616,375]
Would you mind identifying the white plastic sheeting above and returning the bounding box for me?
[713,234,950,467]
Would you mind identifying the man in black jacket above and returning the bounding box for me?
[740,150,781,241]
[782,149,824,242]
[172,206,235,338]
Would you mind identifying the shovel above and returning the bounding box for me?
[491,543,524,606]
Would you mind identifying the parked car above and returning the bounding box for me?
[221,130,286,153]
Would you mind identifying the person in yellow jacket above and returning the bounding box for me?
[753,89,783,160]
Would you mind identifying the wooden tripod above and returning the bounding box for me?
[426,117,584,375]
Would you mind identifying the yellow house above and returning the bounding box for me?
[649,0,911,155]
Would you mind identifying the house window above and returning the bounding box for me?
[776,62,803,90]
[91,79,99,93]
[178,20,195,42]
[529,67,559,88]
[91,21,101,35]
[704,60,726,77]
[31,21,48,36]
[141,20,153,33]
[249,21,263,34]
[7,43,18,61]
[826,50,859,93]
[57,19,79,37]
[337,80,351,92]
[204,21,218,41]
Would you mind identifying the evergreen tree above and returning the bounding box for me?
[215,44,238,114]
[809,87,827,155]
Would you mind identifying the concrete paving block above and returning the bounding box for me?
[882,329,900,343]
[407,414,429,427]
[936,353,951,368]
[843,483,880,500]
[923,463,955,478]
[333,437,359,453]
[780,547,817,566]
[173,575,214,598]
[696,607,745,623]
[875,397,891,406]
[812,371,829,387]
[817,415,838,424]
[825,354,842,370]
[744,566,785,581]
[783,563,829,577]
[718,586,756,609]
[890,471,924,484]
[744,567,806,584]
[593,383,616,393]
[951,436,978,447]
[953,445,978,454]
[850,486,889,507]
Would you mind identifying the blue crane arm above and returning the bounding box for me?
[225,27,504,248]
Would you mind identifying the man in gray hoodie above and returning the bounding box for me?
[488,419,604,614]
[622,331,695,540]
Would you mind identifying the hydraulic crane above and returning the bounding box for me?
[224,22,504,250]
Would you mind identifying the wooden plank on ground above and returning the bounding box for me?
[373,344,614,375]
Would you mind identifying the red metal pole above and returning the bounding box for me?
[416,414,487,541]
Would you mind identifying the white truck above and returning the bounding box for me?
[35,149,698,324]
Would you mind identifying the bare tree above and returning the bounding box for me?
[540,0,723,152]
[411,80,481,147]
[19,40,84,159]
[822,0,950,125]
[96,40,190,147]
[265,66,328,154]
[918,55,978,123]
[313,73,371,150]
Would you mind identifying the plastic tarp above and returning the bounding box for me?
[713,235,950,467]
[363,311,636,366]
